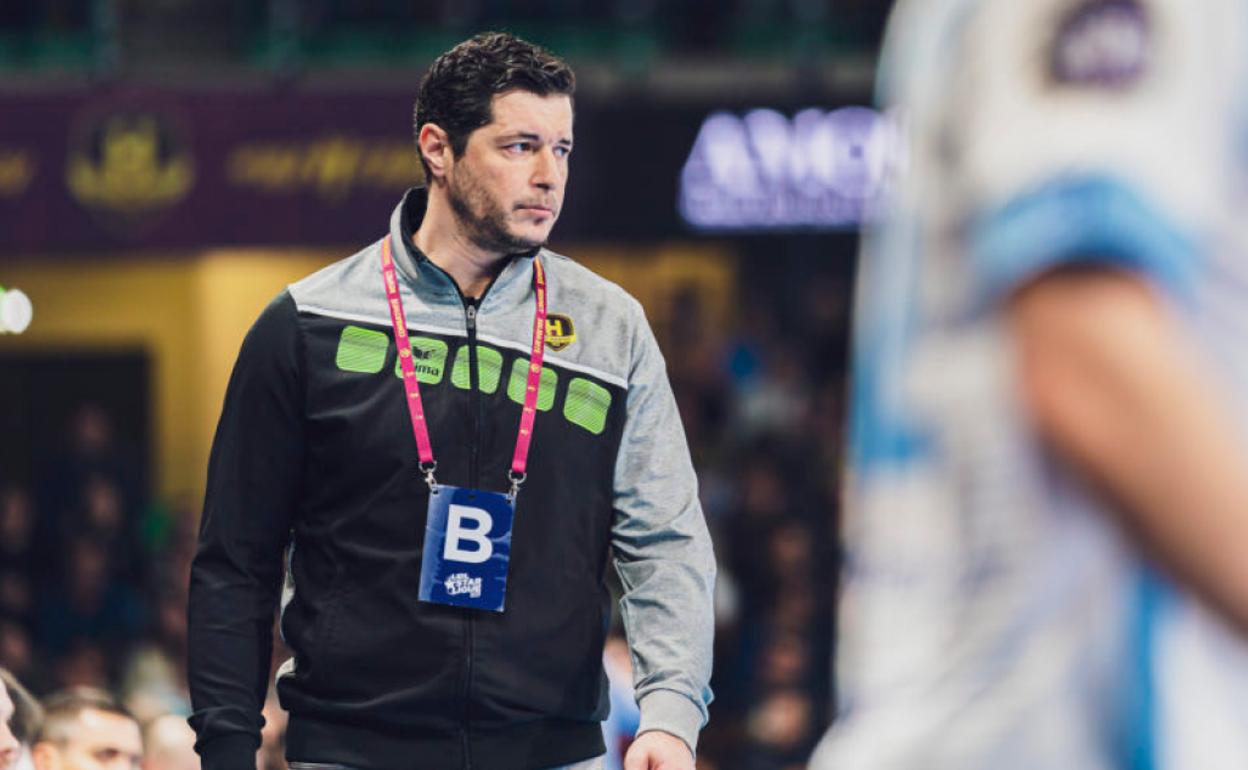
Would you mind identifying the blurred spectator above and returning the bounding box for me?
[120,504,195,725]
[49,643,110,694]
[757,632,810,691]
[119,589,189,725]
[0,576,31,638]
[34,537,142,669]
[744,689,816,770]
[0,667,42,770]
[36,405,147,589]
[0,487,37,694]
[0,626,38,697]
[257,691,286,770]
[726,460,791,607]
[665,283,731,460]
[733,345,812,441]
[0,486,37,597]
[142,714,195,770]
[601,634,640,770]
[31,688,142,770]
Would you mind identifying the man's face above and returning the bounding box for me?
[0,682,18,770]
[444,90,573,255]
[36,709,142,770]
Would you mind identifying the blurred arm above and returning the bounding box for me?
[1009,267,1248,634]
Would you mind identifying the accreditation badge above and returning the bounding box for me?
[418,485,515,612]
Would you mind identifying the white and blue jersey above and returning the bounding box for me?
[813,1,1248,768]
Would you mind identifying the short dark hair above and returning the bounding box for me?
[0,667,41,745]
[36,687,134,745]
[413,32,575,180]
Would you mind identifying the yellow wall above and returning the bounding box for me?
[1,250,337,507]
[0,242,734,508]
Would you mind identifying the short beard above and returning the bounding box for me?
[446,164,545,255]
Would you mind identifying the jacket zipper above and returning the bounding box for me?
[466,301,481,487]
[408,251,511,770]
[462,297,479,770]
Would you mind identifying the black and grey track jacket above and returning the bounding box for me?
[187,188,716,770]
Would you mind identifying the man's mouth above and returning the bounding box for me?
[516,203,556,216]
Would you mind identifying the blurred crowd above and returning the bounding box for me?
[0,402,289,767]
[0,403,207,765]
[658,251,848,770]
[0,248,850,770]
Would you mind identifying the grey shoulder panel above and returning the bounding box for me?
[287,240,387,320]
[533,248,646,389]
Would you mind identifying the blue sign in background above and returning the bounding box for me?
[418,485,515,612]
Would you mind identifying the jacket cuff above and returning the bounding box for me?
[196,733,260,770]
[636,689,705,756]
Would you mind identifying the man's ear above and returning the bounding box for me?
[418,124,453,182]
[31,741,60,770]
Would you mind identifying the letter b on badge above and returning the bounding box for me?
[444,505,493,563]
[419,485,514,612]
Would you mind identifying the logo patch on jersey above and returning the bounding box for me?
[1050,0,1150,88]
[545,314,576,351]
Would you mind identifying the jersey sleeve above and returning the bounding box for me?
[188,290,306,770]
[610,297,716,754]
[946,0,1239,306]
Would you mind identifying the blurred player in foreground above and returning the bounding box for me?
[812,0,1248,767]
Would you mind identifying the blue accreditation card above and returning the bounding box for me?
[418,485,515,612]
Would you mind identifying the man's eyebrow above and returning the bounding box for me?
[497,132,573,147]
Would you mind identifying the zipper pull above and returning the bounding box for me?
[465,303,478,333]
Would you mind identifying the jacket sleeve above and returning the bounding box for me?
[188,290,305,770]
[611,298,716,755]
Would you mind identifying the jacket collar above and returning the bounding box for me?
[387,187,541,305]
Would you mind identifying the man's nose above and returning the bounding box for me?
[532,148,558,190]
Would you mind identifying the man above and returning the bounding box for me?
[188,32,714,770]
[31,689,142,770]
[0,667,39,770]
[812,0,1248,768]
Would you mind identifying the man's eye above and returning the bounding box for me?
[506,142,530,153]
[554,146,571,158]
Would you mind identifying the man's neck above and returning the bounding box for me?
[412,192,508,300]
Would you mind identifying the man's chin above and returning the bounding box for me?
[507,226,553,251]
[470,225,547,254]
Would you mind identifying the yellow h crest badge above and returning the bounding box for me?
[545,314,576,352]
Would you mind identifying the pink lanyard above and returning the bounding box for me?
[381,236,547,499]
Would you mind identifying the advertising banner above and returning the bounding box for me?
[0,87,879,254]
[0,87,425,253]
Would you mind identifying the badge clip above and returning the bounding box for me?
[506,470,526,504]
[421,460,440,495]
